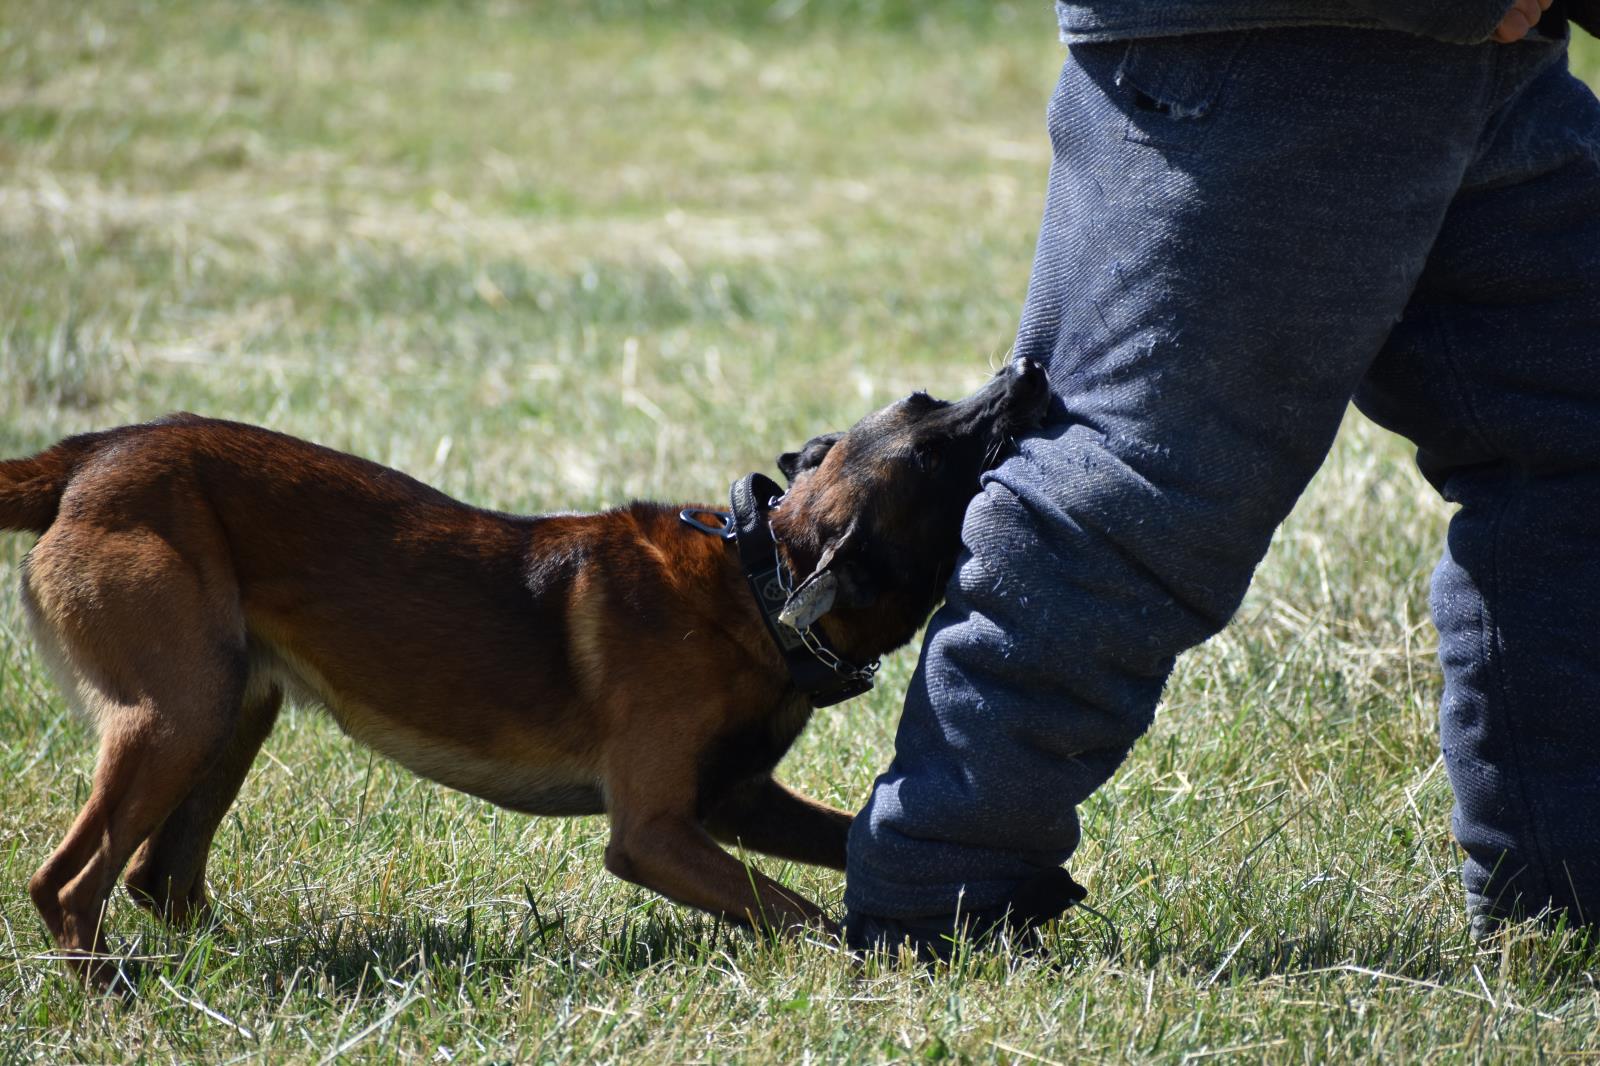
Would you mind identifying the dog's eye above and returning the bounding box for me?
[915,449,943,474]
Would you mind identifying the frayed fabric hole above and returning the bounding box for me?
[1129,87,1209,120]
[1131,89,1166,114]
[1112,33,1248,127]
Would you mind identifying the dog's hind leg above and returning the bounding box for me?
[28,682,242,989]
[23,518,246,989]
[124,683,282,925]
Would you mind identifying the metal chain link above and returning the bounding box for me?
[797,624,881,683]
[770,530,880,684]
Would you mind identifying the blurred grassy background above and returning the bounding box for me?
[2,3,1598,1062]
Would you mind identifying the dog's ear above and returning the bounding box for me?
[777,432,843,485]
[777,517,878,630]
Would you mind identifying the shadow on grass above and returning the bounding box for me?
[1034,889,1600,994]
[9,900,758,1027]
[215,894,750,1001]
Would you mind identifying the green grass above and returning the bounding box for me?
[3,2,1599,1061]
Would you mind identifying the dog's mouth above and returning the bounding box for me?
[1014,357,1052,418]
[995,357,1052,431]
[962,357,1051,469]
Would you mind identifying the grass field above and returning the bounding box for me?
[3,2,1599,1061]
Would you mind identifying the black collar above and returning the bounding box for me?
[679,473,877,708]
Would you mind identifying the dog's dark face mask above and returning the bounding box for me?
[770,358,1051,641]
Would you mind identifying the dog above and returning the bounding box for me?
[0,358,1048,986]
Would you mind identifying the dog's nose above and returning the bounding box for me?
[1010,358,1048,390]
[1010,357,1048,395]
[1006,357,1051,421]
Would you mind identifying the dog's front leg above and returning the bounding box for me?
[604,812,835,935]
[602,745,835,936]
[703,776,851,871]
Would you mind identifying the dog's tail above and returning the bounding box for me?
[0,433,105,534]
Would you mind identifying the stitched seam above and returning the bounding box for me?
[1061,16,1394,43]
[1440,277,1552,902]
[1429,308,1498,456]
[1482,484,1557,906]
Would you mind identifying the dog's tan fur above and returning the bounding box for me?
[0,361,1047,986]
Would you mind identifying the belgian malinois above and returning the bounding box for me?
[0,358,1049,986]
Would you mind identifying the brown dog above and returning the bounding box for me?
[0,359,1048,985]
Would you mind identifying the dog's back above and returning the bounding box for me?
[0,427,123,535]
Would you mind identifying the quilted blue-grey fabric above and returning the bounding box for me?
[845,23,1600,933]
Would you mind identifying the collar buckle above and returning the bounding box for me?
[678,507,736,539]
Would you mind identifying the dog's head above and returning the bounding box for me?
[768,358,1050,654]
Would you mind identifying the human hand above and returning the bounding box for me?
[1492,0,1553,42]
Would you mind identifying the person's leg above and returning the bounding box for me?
[846,26,1511,931]
[1355,39,1600,933]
